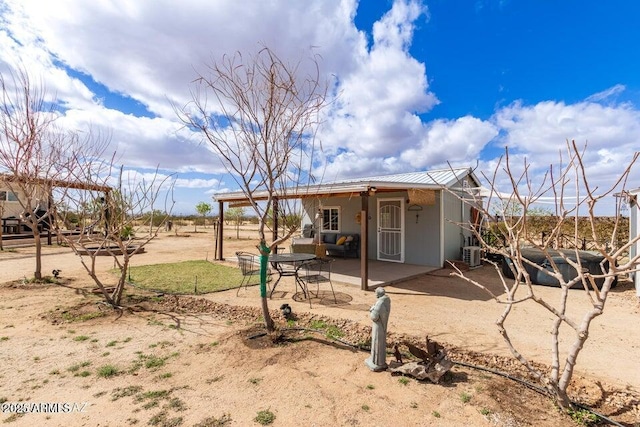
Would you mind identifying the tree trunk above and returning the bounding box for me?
[33,227,42,280]
[259,243,274,332]
[111,253,130,306]
[546,381,572,411]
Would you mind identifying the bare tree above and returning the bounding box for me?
[0,67,86,279]
[178,46,327,332]
[54,160,174,307]
[449,140,639,410]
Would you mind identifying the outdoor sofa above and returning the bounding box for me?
[320,232,359,258]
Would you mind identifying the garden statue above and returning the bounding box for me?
[365,287,391,371]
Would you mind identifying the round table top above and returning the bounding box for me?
[268,253,316,263]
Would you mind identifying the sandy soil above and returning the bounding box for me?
[0,227,638,426]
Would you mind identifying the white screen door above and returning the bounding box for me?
[377,198,404,262]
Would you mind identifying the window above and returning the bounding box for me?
[321,207,340,232]
[0,190,19,202]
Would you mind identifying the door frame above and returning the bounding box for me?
[376,197,405,263]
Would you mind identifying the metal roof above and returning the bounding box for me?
[328,167,474,187]
[212,167,478,203]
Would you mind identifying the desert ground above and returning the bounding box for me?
[0,226,638,427]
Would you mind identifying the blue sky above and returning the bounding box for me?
[1,0,639,215]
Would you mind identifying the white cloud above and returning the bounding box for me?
[585,84,626,103]
[174,178,220,189]
[400,116,499,168]
[1,0,639,216]
[493,100,640,182]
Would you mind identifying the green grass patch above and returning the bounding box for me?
[254,410,275,425]
[61,311,107,322]
[125,260,244,294]
[97,364,120,378]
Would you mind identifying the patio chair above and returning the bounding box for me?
[297,257,337,306]
[235,251,271,296]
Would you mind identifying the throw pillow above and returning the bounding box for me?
[345,235,354,242]
[336,236,347,245]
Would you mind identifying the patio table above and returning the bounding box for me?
[268,252,316,298]
[2,218,21,234]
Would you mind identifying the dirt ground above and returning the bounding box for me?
[0,227,638,427]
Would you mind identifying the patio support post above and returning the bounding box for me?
[217,201,224,260]
[273,198,279,253]
[360,192,369,290]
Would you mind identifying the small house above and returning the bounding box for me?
[213,167,483,289]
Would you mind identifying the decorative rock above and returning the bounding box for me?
[389,357,453,383]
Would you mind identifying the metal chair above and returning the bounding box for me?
[297,257,337,306]
[235,251,271,295]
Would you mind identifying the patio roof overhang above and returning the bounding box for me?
[212,181,445,204]
[0,173,112,193]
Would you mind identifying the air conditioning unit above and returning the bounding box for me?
[463,246,482,268]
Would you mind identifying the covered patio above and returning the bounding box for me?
[328,257,437,288]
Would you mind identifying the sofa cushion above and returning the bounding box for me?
[336,236,347,245]
[322,233,337,244]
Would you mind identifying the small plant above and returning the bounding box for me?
[366,384,375,390]
[75,370,91,377]
[410,401,418,409]
[0,336,9,341]
[111,385,143,401]
[325,325,344,340]
[193,414,232,427]
[97,364,120,378]
[309,320,327,329]
[157,372,173,380]
[206,376,224,384]
[148,411,182,427]
[73,335,90,342]
[166,397,187,411]
[106,340,118,347]
[460,392,472,404]
[49,369,60,375]
[432,411,441,418]
[254,409,275,425]
[145,355,167,369]
[248,377,262,385]
[139,390,170,401]
[568,408,598,426]
[398,377,409,386]
[68,361,91,373]
[480,408,492,416]
[361,404,370,411]
[286,319,296,327]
